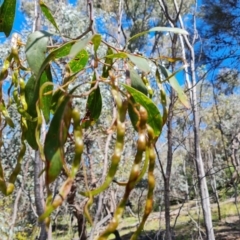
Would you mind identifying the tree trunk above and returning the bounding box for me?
[34,150,48,240]
[157,0,215,239]
[208,149,221,220]
[164,88,174,240]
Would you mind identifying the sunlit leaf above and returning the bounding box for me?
[106,52,127,59]
[35,41,75,84]
[158,65,190,108]
[123,84,162,137]
[0,0,16,37]
[149,26,188,35]
[127,54,150,73]
[69,35,92,58]
[40,1,60,32]
[129,26,188,42]
[26,31,51,76]
[130,69,148,95]
[128,69,148,131]
[68,49,89,73]
[54,41,75,58]
[91,34,101,54]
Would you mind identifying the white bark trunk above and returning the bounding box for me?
[169,0,215,238]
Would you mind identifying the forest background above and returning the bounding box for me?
[0,0,240,240]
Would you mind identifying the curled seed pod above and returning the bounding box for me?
[71,108,83,178]
[13,88,20,105]
[99,106,148,239]
[39,178,74,221]
[19,78,28,111]
[131,125,156,240]
[142,73,153,98]
[7,121,27,195]
[35,100,45,161]
[0,58,11,81]
[84,193,93,225]
[80,89,128,198]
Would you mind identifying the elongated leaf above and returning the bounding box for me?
[158,65,190,108]
[129,26,188,42]
[40,1,60,32]
[25,76,37,116]
[39,66,53,123]
[123,84,162,137]
[128,98,139,132]
[149,26,188,35]
[127,54,150,73]
[25,121,38,149]
[0,0,16,37]
[102,47,114,78]
[26,31,51,76]
[91,34,101,54]
[36,41,75,84]
[68,49,89,73]
[25,75,38,149]
[25,68,53,148]
[54,41,75,58]
[69,35,92,58]
[44,95,71,184]
[106,52,127,59]
[128,69,148,131]
[82,75,102,128]
[130,69,148,95]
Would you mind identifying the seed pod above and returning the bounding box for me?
[71,108,83,178]
[99,106,148,239]
[141,73,153,98]
[39,178,74,221]
[7,120,27,196]
[19,78,28,111]
[84,193,93,225]
[131,125,156,240]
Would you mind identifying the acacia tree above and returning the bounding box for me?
[0,0,190,239]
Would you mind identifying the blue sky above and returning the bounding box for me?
[0,0,78,39]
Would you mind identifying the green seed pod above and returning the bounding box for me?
[131,125,156,240]
[99,105,149,239]
[7,121,27,196]
[71,108,84,178]
[35,100,45,161]
[19,78,28,111]
[39,178,74,222]
[141,73,153,98]
[84,193,93,225]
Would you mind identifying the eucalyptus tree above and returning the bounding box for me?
[156,0,215,239]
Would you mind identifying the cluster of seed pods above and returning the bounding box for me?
[98,101,156,240]
[0,36,28,196]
